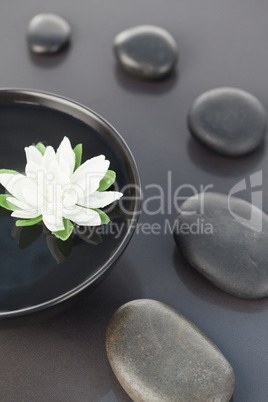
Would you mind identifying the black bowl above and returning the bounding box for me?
[0,89,141,324]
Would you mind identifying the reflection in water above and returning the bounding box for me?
[0,216,54,298]
[12,224,43,249]
[0,204,127,312]
[7,204,125,263]
[11,221,73,264]
[75,226,103,246]
[46,235,73,263]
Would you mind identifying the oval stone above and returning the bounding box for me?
[114,25,178,80]
[174,192,268,299]
[106,299,235,402]
[28,13,71,54]
[188,87,267,156]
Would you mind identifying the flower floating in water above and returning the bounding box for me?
[0,137,123,241]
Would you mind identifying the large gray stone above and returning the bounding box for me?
[174,192,268,299]
[106,299,235,402]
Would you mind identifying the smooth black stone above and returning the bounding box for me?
[174,192,268,299]
[106,299,235,402]
[188,87,267,156]
[114,25,178,80]
[28,13,71,54]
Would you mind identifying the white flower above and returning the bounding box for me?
[0,137,123,234]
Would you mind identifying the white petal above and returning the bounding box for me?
[6,197,33,211]
[71,155,109,196]
[61,183,84,210]
[43,213,64,232]
[63,205,101,226]
[49,160,69,186]
[26,188,44,209]
[0,173,38,206]
[25,146,43,165]
[56,137,75,177]
[11,209,40,219]
[80,191,123,208]
[0,173,24,194]
[62,185,79,208]
[25,160,46,179]
[42,146,56,171]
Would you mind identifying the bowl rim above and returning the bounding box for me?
[0,88,142,319]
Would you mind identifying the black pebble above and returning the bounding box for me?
[114,25,178,80]
[28,13,71,54]
[188,87,267,156]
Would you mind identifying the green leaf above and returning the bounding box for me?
[36,142,46,155]
[0,194,21,211]
[16,215,43,227]
[52,218,74,241]
[0,169,20,175]
[97,170,116,192]
[93,208,110,225]
[73,144,82,171]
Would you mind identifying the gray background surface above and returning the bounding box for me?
[0,0,268,401]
